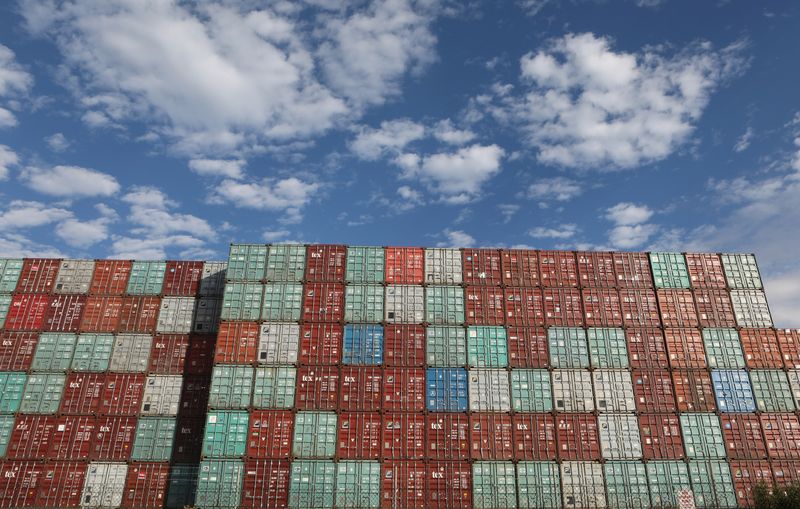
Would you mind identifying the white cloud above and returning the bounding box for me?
[350,119,426,160]
[122,186,215,239]
[608,223,658,248]
[0,233,64,258]
[0,107,17,128]
[0,145,19,180]
[605,202,654,225]
[499,204,520,223]
[437,229,476,247]
[109,234,208,260]
[733,127,753,153]
[20,165,120,198]
[0,44,34,128]
[527,177,582,201]
[56,218,110,247]
[396,185,425,207]
[529,224,578,239]
[188,158,245,179]
[763,268,800,329]
[45,132,70,152]
[263,229,290,242]
[213,177,319,213]
[432,119,476,145]
[0,200,72,231]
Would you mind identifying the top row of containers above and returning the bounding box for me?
[223,245,764,289]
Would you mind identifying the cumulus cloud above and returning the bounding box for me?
[188,158,245,179]
[0,200,72,231]
[0,145,19,180]
[605,202,654,225]
[0,44,34,128]
[437,229,476,247]
[432,119,476,145]
[212,177,320,224]
[603,202,657,248]
[20,165,120,198]
[733,127,753,153]
[350,119,426,160]
[263,230,291,242]
[529,224,578,239]
[527,177,583,201]
[45,133,70,152]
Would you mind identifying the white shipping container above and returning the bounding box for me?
[561,461,607,509]
[384,285,425,323]
[156,297,196,333]
[193,297,222,333]
[592,370,636,412]
[81,462,128,508]
[141,375,183,416]
[199,261,227,297]
[468,369,511,412]
[258,323,300,365]
[731,290,773,328]
[109,334,152,373]
[788,370,800,409]
[552,370,594,412]
[598,414,643,459]
[54,260,95,294]
[424,248,462,284]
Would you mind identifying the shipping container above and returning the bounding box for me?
[426,286,465,325]
[177,375,211,417]
[265,245,306,282]
[203,410,248,458]
[241,459,290,509]
[0,415,14,457]
[695,289,737,328]
[649,252,690,288]
[626,328,669,369]
[118,296,160,333]
[199,260,227,297]
[426,461,472,509]
[305,244,347,282]
[16,258,61,293]
[619,288,661,327]
[508,327,549,368]
[184,334,215,376]
[166,463,199,508]
[227,244,268,281]
[517,461,561,509]
[730,460,773,507]
[556,414,601,461]
[221,282,263,321]
[472,461,516,508]
[788,370,800,409]
[646,460,691,507]
[675,369,716,413]
[587,328,628,368]
[126,261,166,295]
[343,324,383,365]
[687,460,738,508]
[215,321,259,364]
[288,460,335,508]
[4,293,50,330]
[196,459,244,508]
[703,328,746,368]
[548,327,589,368]
[657,289,700,328]
[36,461,87,507]
[109,334,152,372]
[721,253,762,289]
[665,328,707,368]
[510,369,552,412]
[633,369,676,412]
[465,287,505,325]
[552,369,594,412]
[611,252,652,288]
[582,288,623,327]
[0,331,38,371]
[7,415,57,459]
[337,412,381,459]
[424,248,462,284]
[599,414,643,459]
[148,333,189,374]
[501,249,539,287]
[156,296,195,333]
[339,366,383,411]
[463,249,502,286]
[761,413,800,460]
[54,259,94,294]
[247,410,294,459]
[504,287,545,327]
[770,461,800,484]
[543,288,583,327]
[576,251,615,287]
[81,462,128,508]
[466,326,507,367]
[0,258,23,293]
[71,333,114,371]
[686,253,727,288]
[163,260,203,295]
[720,414,768,460]
[30,332,76,371]
[345,284,384,322]
[732,289,773,328]
[346,246,385,283]
[639,414,684,459]
[299,323,342,365]
[141,374,183,416]
[335,461,380,509]
[560,461,607,509]
[295,366,338,410]
[470,414,513,460]
[101,373,147,415]
[20,372,65,414]
[48,414,94,460]
[712,369,756,412]
[293,411,337,458]
[383,367,425,411]
[426,414,470,460]
[121,462,170,509]
[0,294,9,328]
[539,250,578,288]
[209,365,254,409]
[172,417,204,462]
[383,325,425,367]
[468,369,511,412]
[777,329,800,369]
[604,461,650,509]
[258,322,299,365]
[740,328,783,369]
[0,371,26,413]
[43,293,86,332]
[426,368,468,412]
[681,413,726,458]
[0,461,41,507]
[89,260,132,295]
[750,369,796,412]
[80,295,123,332]
[385,247,424,284]
[384,285,425,324]
[90,416,137,460]
[302,283,344,322]
[382,413,425,460]
[131,417,176,461]
[512,414,557,460]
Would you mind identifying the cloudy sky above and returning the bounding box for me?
[0,0,798,324]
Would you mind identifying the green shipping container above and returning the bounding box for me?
[346,246,384,283]
[293,411,337,458]
[467,326,508,367]
[0,415,14,457]
[335,461,380,509]
[473,461,517,509]
[649,252,690,288]
[252,367,296,409]
[548,328,589,368]
[516,461,561,509]
[202,411,248,458]
[132,417,177,461]
[721,253,762,289]
[262,283,303,321]
[289,460,336,509]
[266,245,306,282]
[588,328,629,368]
[20,372,65,414]
[209,365,254,409]
[604,461,650,509]
[0,294,11,328]
[426,286,465,325]
[646,461,691,508]
[0,372,26,413]
[31,333,77,372]
[165,464,198,509]
[426,327,467,367]
[702,328,745,368]
[345,285,384,322]
[227,244,268,281]
[126,261,166,295]
[510,369,552,412]
[0,259,23,293]
[196,460,244,509]
[71,333,114,372]
[750,369,796,412]
[680,413,726,458]
[221,282,263,321]
[688,460,737,509]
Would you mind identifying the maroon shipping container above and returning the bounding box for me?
[80,296,123,332]
[539,250,578,288]
[382,413,425,460]
[0,331,38,371]
[90,416,137,460]
[337,411,382,459]
[740,329,783,369]
[469,413,513,460]
[215,321,259,364]
[381,461,426,509]
[543,288,583,327]
[301,283,345,322]
[612,252,653,288]
[776,329,800,369]
[556,414,601,460]
[771,461,800,484]
[296,366,340,410]
[7,415,57,459]
[686,253,727,288]
[504,288,545,327]
[665,329,707,369]
[507,327,549,368]
[639,414,684,459]
[4,294,51,331]
[118,296,160,333]
[172,416,204,462]
[426,414,470,460]
[339,367,382,411]
[383,367,425,412]
[633,369,677,413]
[178,376,211,418]
[383,325,424,367]
[721,414,768,460]
[462,249,502,286]
[512,414,557,460]
[43,294,86,332]
[426,462,472,509]
[60,373,106,414]
[246,410,294,459]
[90,260,132,295]
[731,460,773,508]
[626,328,669,369]
[305,245,347,282]
[16,258,61,293]
[0,461,40,507]
[465,286,505,325]
[48,415,95,460]
[620,289,661,328]
[673,370,716,412]
[581,288,623,327]
[501,249,540,287]
[149,334,190,374]
[241,460,291,509]
[121,462,170,509]
[163,260,203,296]
[184,335,216,376]
[761,414,800,460]
[299,323,342,365]
[97,373,146,415]
[385,247,424,285]
[35,461,86,508]
[657,289,700,328]
[577,251,616,288]
[694,289,737,328]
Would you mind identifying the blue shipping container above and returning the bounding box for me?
[426,368,468,412]
[711,370,756,413]
[343,324,383,365]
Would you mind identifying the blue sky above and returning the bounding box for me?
[0,0,799,324]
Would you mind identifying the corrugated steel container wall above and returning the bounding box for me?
[141,374,182,415]
[258,322,299,365]
[380,461,424,508]
[761,413,800,460]
[340,366,383,411]
[156,296,195,333]
[695,288,737,328]
[517,461,560,509]
[192,296,221,333]
[556,414,601,461]
[674,368,715,410]
[162,260,203,296]
[221,282,263,321]
[216,321,259,364]
[510,369,552,412]
[227,244,267,281]
[501,249,539,287]
[721,253,763,289]
[343,324,383,365]
[649,252,690,288]
[49,415,94,460]
[472,461,516,508]
[345,284,384,322]
[196,459,244,508]
[346,246,385,283]
[626,328,669,369]
[539,250,578,288]
[80,295,122,332]
[577,251,615,287]
[81,462,128,508]
[7,415,57,459]
[750,369,796,412]
[289,460,335,508]
[295,366,338,410]
[165,463,199,508]
[504,287,545,327]
[0,371,26,413]
[426,368,468,412]
[0,331,38,371]
[199,260,227,296]
[424,248,462,284]
[467,326,508,367]
[126,261,166,295]
[732,289,774,327]
[121,462,170,509]
[543,288,583,327]
[301,282,344,322]
[0,258,23,293]
[612,252,652,288]
[633,369,677,412]
[658,289,700,328]
[688,459,738,508]
[548,327,589,368]
[620,288,661,327]
[305,244,347,282]
[43,293,86,332]
[666,328,707,368]
[5,294,51,331]
[681,413,726,458]
[686,253,727,288]
[731,460,774,507]
[131,416,176,461]
[382,413,425,460]
[703,328,745,368]
[598,414,643,459]
[20,372,65,414]
[337,411,381,459]
[789,370,800,409]
[208,364,254,409]
[203,410,248,458]
[335,461,380,508]
[247,410,294,459]
[777,329,800,369]
[30,332,76,371]
[16,258,61,293]
[712,369,756,413]
[36,461,88,507]
[384,285,425,324]
[470,413,514,460]
[89,260,132,295]
[426,414,470,460]
[552,369,594,412]
[71,333,114,372]
[87,416,137,461]
[639,414,685,459]
[582,288,623,327]
[109,334,152,372]
[587,327,628,368]
[593,369,635,412]
[465,286,505,325]
[720,414,768,460]
[771,461,800,484]
[426,285,465,325]
[507,327,549,368]
[427,461,472,509]
[513,414,557,461]
[463,249,502,286]
[383,325,425,367]
[468,369,511,412]
[740,328,783,368]
[240,459,290,509]
[604,461,650,509]
[118,296,160,333]
[0,414,14,456]
[560,461,607,509]
[385,247,424,284]
[646,460,691,507]
[383,367,425,411]
[300,323,341,365]
[0,294,10,328]
[54,259,94,294]
[266,245,306,282]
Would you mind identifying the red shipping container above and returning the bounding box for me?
[426,462,472,509]
[305,245,347,282]
[731,460,773,508]
[385,247,424,284]
[4,294,50,331]
[721,414,768,460]
[185,335,216,376]
[296,366,340,410]
[657,289,700,328]
[178,375,211,417]
[35,461,87,508]
[16,258,61,293]
[639,414,684,459]
[241,460,291,509]
[80,296,123,332]
[556,414,601,460]
[246,410,294,459]
[686,253,727,288]
[149,334,190,374]
[620,289,661,328]
[381,461,426,509]
[673,370,716,412]
[543,288,583,327]
[7,415,57,459]
[121,462,170,509]
[740,329,783,369]
[301,283,345,322]
[771,461,800,484]
[507,327,548,368]
[501,249,540,287]
[118,296,160,333]
[172,416,205,462]
[626,328,669,369]
[60,373,106,414]
[340,367,383,411]
[300,323,342,365]
[383,367,425,412]
[694,289,737,328]
[465,286,505,325]
[99,373,146,415]
[577,251,617,288]
[462,249,502,286]
[90,416,137,460]
[612,252,653,288]
[337,411,382,459]
[43,294,86,332]
[163,260,203,296]
[469,413,513,460]
[503,288,545,327]
[665,329,707,369]
[0,461,41,507]
[581,288,623,327]
[512,414,557,460]
[0,331,38,371]
[426,414,470,460]
[48,415,95,460]
[761,414,800,460]
[633,369,677,413]
[776,329,800,369]
[539,250,578,288]
[382,413,425,459]
[215,321,259,364]
[89,260,132,295]
[383,325,424,367]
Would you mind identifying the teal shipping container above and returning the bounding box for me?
[132,417,177,461]
[202,410,248,458]
[721,253,762,289]
[227,244,267,281]
[262,283,303,321]
[0,372,27,413]
[335,461,380,509]
[252,367,296,409]
[266,244,306,282]
[646,460,691,507]
[548,327,589,368]
[71,333,114,371]
[467,326,508,367]
[346,246,384,283]
[510,369,552,412]
[20,372,65,413]
[702,328,745,368]
[750,369,796,411]
[196,460,244,508]
[649,252,690,288]
[221,282,263,321]
[127,260,167,295]
[30,333,76,371]
[426,286,465,325]
[289,460,336,509]
[688,460,737,508]
[344,285,384,322]
[604,461,650,509]
[209,365,254,409]
[588,328,629,368]
[516,461,560,509]
[472,461,517,509]
[0,415,14,457]
[426,326,466,367]
[0,294,11,328]
[680,413,726,458]
[0,259,22,293]
[165,464,198,509]
[293,411,337,458]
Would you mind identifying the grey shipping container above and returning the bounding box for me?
[193,297,222,333]
[385,285,425,323]
[427,326,467,367]
[468,369,511,412]
[560,461,607,509]
[54,259,95,294]
[156,297,196,333]
[598,414,643,459]
[141,375,183,416]
[552,370,594,412]
[81,462,128,508]
[109,334,152,372]
[258,322,300,365]
[592,370,636,412]
[425,248,463,284]
[199,261,227,296]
